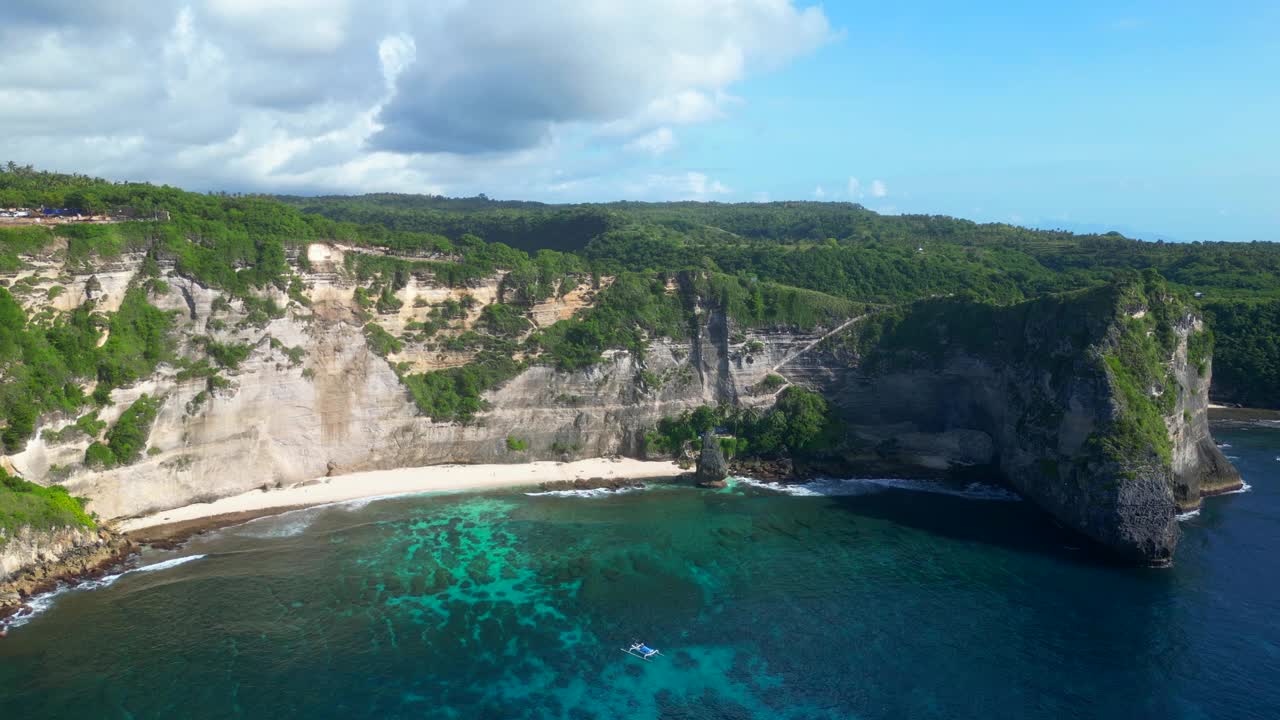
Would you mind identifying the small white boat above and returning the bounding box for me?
[622,641,661,661]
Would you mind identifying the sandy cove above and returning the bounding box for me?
[115,458,687,537]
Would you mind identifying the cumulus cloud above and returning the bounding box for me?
[870,179,888,198]
[813,185,827,199]
[0,1,833,197]
[847,176,862,198]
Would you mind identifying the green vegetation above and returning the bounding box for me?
[97,288,176,390]
[480,303,532,338]
[202,339,253,369]
[5,164,1280,464]
[758,374,787,392]
[0,468,95,545]
[400,352,522,423]
[1202,301,1280,407]
[84,394,162,468]
[1096,278,1182,465]
[646,387,838,460]
[506,435,528,452]
[364,323,402,357]
[550,440,581,454]
[0,280,173,453]
[287,191,1280,407]
[529,272,688,370]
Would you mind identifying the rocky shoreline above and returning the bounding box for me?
[1,529,136,624]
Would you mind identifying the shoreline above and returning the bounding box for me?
[1208,405,1280,424]
[115,458,688,540]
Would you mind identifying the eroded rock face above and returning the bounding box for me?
[1,246,1239,566]
[6,250,822,521]
[1,526,134,618]
[798,282,1240,565]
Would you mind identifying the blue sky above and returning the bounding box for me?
[662,1,1280,241]
[2,1,1276,241]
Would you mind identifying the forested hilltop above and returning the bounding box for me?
[282,192,1280,408]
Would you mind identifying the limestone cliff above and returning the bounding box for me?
[0,240,1238,568]
[3,247,820,520]
[795,276,1240,565]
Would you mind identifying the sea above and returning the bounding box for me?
[1,422,1276,719]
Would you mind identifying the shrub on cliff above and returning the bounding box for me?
[84,394,162,467]
[401,351,522,423]
[0,468,95,543]
[646,388,838,461]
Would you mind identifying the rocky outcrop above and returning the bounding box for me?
[1,526,135,620]
[694,431,730,487]
[797,278,1240,565]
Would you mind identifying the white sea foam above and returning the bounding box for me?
[233,508,321,538]
[1176,509,1201,521]
[1217,443,1232,449]
[735,476,1022,502]
[525,484,649,498]
[1221,482,1253,495]
[2,554,206,630]
[229,490,452,538]
[131,554,207,574]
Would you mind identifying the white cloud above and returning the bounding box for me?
[0,1,834,197]
[870,179,888,198]
[685,172,730,197]
[813,185,826,199]
[847,176,862,198]
[204,0,353,54]
[625,127,677,156]
[626,172,730,200]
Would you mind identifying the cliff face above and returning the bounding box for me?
[1,525,132,617]
[796,279,1240,565]
[4,247,817,520]
[1,243,1238,567]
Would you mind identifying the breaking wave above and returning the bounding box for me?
[734,476,1022,502]
[525,484,651,499]
[234,510,320,538]
[3,554,207,630]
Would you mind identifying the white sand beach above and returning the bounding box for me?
[116,458,686,534]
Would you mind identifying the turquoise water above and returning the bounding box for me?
[1,424,1277,719]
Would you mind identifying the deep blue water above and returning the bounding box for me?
[1,423,1276,719]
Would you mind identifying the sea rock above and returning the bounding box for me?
[694,431,729,488]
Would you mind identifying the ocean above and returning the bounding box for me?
[1,423,1276,719]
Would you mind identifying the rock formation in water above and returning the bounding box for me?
[694,431,730,487]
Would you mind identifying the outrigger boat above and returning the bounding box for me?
[623,641,661,661]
